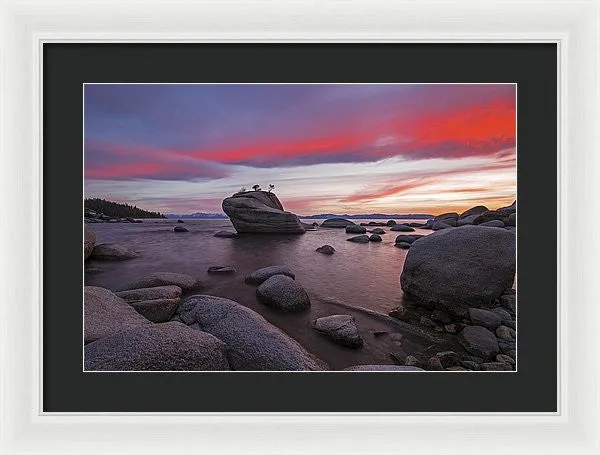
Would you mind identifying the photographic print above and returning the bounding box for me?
[83,83,516,372]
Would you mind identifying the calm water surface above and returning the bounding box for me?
[85,218,448,369]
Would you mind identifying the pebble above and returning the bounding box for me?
[496,325,516,341]
[496,354,515,365]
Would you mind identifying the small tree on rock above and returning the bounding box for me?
[252,184,261,191]
[268,184,275,192]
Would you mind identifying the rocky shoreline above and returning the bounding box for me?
[84,193,517,372]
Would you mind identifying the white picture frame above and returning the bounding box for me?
[1,0,598,453]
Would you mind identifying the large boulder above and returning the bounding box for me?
[369,234,382,242]
[256,275,310,312]
[400,225,516,313]
[321,218,355,228]
[84,286,151,343]
[91,243,139,260]
[84,225,96,260]
[84,322,230,371]
[245,265,295,284]
[313,315,363,347]
[117,272,204,292]
[176,295,324,370]
[222,190,305,234]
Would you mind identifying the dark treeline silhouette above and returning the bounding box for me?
[84,198,166,219]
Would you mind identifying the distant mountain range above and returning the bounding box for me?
[166,212,228,219]
[166,212,433,220]
[299,213,434,219]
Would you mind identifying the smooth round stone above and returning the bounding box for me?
[245,265,295,284]
[496,325,516,341]
[313,314,363,348]
[256,275,310,312]
[458,326,499,359]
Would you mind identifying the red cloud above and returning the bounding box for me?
[193,95,515,167]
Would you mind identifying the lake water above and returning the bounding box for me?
[85,218,460,370]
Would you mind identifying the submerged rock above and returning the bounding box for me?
[390,224,415,232]
[214,230,238,238]
[84,286,151,343]
[369,234,382,242]
[84,322,230,371]
[346,235,369,243]
[244,265,295,284]
[84,225,96,260]
[400,225,516,312]
[177,295,324,370]
[222,190,305,234]
[321,218,355,228]
[173,226,189,232]
[207,265,237,274]
[91,243,139,260]
[316,245,336,255]
[370,228,385,235]
[256,275,310,312]
[118,272,204,292]
[395,242,411,249]
[313,315,363,348]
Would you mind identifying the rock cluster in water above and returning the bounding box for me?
[222,190,305,234]
[83,198,517,372]
[84,268,326,371]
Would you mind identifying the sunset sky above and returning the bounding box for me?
[84,84,516,215]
